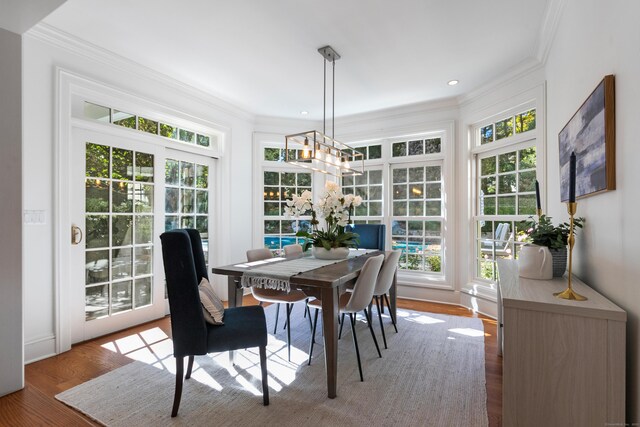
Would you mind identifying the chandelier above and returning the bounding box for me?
[285,46,364,177]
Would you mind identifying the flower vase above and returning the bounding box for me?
[312,246,349,260]
[549,247,568,277]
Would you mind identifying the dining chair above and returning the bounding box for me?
[283,243,303,255]
[350,224,385,250]
[307,254,385,381]
[247,248,311,361]
[160,229,269,417]
[372,250,401,349]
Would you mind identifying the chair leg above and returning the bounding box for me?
[259,345,269,406]
[350,314,364,382]
[273,303,280,334]
[308,308,320,365]
[375,296,388,349]
[338,312,345,339]
[364,308,382,358]
[383,294,398,333]
[286,303,292,361]
[305,303,313,331]
[171,356,184,417]
[185,355,195,379]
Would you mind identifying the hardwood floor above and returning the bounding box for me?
[0,297,502,426]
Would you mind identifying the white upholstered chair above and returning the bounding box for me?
[283,243,303,255]
[307,254,385,381]
[372,250,401,349]
[246,248,310,361]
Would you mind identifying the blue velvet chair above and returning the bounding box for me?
[160,229,269,417]
[351,224,386,250]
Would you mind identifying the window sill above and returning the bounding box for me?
[461,281,498,303]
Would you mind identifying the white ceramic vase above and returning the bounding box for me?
[518,244,553,280]
[312,246,349,260]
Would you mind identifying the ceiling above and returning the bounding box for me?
[42,0,550,120]
[0,0,66,34]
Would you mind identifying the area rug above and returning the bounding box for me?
[56,305,488,426]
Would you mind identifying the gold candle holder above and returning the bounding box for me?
[536,208,543,218]
[554,202,587,301]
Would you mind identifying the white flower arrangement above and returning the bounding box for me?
[284,181,362,250]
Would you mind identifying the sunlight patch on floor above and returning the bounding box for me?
[448,327,484,338]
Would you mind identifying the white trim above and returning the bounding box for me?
[27,23,255,122]
[55,68,233,351]
[25,335,56,364]
[535,0,568,64]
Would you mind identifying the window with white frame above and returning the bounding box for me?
[473,108,538,281]
[341,168,384,224]
[262,168,313,255]
[391,162,443,273]
[259,131,448,279]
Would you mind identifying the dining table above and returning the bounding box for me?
[211,249,396,398]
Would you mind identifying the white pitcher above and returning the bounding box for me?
[518,244,553,280]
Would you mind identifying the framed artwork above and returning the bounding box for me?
[559,75,615,201]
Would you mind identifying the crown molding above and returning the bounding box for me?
[26,23,256,123]
[335,97,459,127]
[534,0,567,65]
[457,57,544,108]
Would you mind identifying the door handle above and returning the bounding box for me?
[71,224,83,245]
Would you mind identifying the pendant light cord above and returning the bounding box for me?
[332,60,335,141]
[323,58,326,136]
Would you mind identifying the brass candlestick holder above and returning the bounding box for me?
[554,202,587,301]
[536,208,543,218]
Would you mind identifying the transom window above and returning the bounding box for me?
[392,138,441,157]
[480,108,536,145]
[84,101,215,149]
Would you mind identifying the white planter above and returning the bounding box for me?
[518,244,553,280]
[312,246,349,260]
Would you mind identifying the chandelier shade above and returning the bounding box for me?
[285,46,363,177]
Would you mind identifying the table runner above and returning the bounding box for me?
[239,249,376,292]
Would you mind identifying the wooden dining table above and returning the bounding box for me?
[211,250,396,398]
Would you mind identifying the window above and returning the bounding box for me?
[391,163,443,273]
[473,108,538,281]
[263,170,313,254]
[480,108,536,145]
[392,138,441,157]
[341,168,384,224]
[83,101,215,149]
[84,143,154,320]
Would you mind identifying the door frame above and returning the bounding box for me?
[55,69,231,353]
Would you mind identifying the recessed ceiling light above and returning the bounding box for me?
[300,111,309,115]
[447,80,459,86]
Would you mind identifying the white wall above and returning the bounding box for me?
[545,0,640,420]
[21,27,255,361]
[0,27,24,396]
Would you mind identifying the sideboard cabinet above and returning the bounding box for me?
[497,259,626,426]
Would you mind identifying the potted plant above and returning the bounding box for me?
[519,214,584,277]
[284,181,362,259]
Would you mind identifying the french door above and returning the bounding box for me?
[69,128,214,342]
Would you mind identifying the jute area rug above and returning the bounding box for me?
[56,305,488,426]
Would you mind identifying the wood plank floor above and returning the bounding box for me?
[0,297,502,426]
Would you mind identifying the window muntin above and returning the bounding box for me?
[479,108,536,146]
[263,170,313,254]
[392,138,441,157]
[85,142,154,320]
[342,168,384,220]
[475,145,536,281]
[391,162,443,274]
[83,101,215,149]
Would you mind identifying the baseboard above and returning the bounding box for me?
[397,285,461,305]
[25,335,56,364]
[460,293,497,319]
